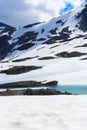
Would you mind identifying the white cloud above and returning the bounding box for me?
[0,0,84,27]
[25,0,83,23]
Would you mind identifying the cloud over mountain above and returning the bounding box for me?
[0,0,85,27]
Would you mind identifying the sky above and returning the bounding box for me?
[0,0,87,27]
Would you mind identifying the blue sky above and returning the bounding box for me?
[85,0,87,2]
[0,0,86,27]
[60,3,74,15]
[60,0,87,15]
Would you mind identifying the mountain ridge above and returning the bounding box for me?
[0,5,87,85]
[0,5,87,60]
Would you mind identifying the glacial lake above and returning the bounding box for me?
[48,85,87,95]
[0,85,87,95]
[28,85,87,95]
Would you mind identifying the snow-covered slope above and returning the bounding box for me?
[0,5,87,85]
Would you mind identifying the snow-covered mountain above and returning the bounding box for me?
[0,5,87,86]
[0,22,15,60]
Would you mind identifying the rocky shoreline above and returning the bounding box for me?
[0,80,72,96]
[0,88,71,96]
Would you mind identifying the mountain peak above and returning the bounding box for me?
[1,5,87,60]
[0,22,15,28]
[75,4,87,32]
[0,5,87,85]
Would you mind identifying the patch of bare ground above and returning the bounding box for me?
[38,56,56,60]
[0,81,58,89]
[0,65,42,75]
[12,56,38,62]
[56,51,86,58]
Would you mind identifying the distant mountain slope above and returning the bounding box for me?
[0,5,87,85]
[0,22,15,60]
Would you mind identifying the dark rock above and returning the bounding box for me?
[43,27,71,45]
[50,28,57,34]
[75,5,87,32]
[41,28,44,33]
[0,24,15,60]
[0,80,58,89]
[56,51,86,58]
[50,45,59,49]
[37,46,45,50]
[0,22,14,28]
[81,57,87,60]
[38,56,56,60]
[61,27,71,34]
[12,56,38,62]
[60,34,85,43]
[15,43,34,51]
[74,43,87,48]
[0,89,25,96]
[37,38,46,41]
[0,36,13,60]
[23,22,43,28]
[16,31,38,45]
[43,35,68,45]
[0,88,71,96]
[0,81,42,89]
[44,81,58,86]
[24,88,61,95]
[56,20,64,25]
[0,66,42,75]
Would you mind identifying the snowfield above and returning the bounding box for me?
[0,96,87,130]
[0,57,87,85]
[1,5,87,85]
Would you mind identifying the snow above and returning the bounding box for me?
[5,7,86,60]
[11,23,42,39]
[1,41,87,85]
[0,96,87,130]
[0,56,87,85]
[0,5,87,85]
[0,32,9,36]
[11,27,30,39]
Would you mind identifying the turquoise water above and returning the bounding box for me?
[48,85,87,95]
[0,85,87,95]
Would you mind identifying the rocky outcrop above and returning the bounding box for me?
[0,80,58,89]
[56,51,86,58]
[23,88,71,95]
[12,56,38,62]
[0,66,42,75]
[76,5,87,32]
[0,22,15,60]
[0,88,71,96]
[38,56,56,60]
[44,81,58,86]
